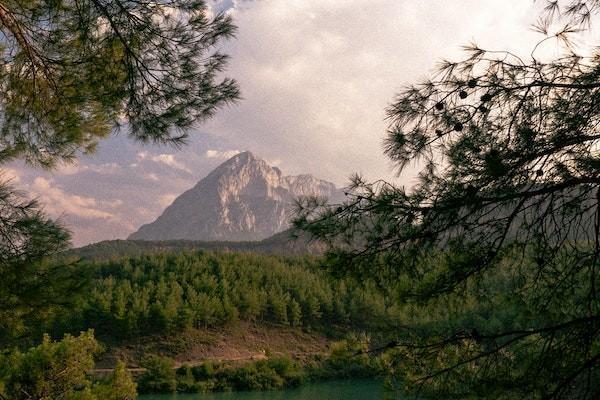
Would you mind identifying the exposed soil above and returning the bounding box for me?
[94,321,331,374]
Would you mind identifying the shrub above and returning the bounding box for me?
[138,355,176,393]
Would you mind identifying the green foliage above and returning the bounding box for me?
[0,0,239,166]
[0,181,86,345]
[45,252,395,339]
[307,334,381,380]
[295,2,600,398]
[138,355,177,394]
[288,299,303,327]
[171,357,305,393]
[4,331,99,398]
[0,330,102,399]
[191,361,215,381]
[92,361,137,400]
[148,346,382,395]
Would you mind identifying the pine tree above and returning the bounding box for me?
[288,298,302,327]
[2,331,102,399]
[93,361,137,400]
[0,0,239,166]
[0,0,239,344]
[296,1,600,398]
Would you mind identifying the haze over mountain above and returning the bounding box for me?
[128,151,344,241]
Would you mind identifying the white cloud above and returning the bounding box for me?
[205,0,541,184]
[56,162,120,176]
[151,154,191,172]
[106,199,123,208]
[31,177,115,220]
[266,158,282,167]
[138,151,192,173]
[144,172,160,181]
[56,163,81,175]
[88,163,120,174]
[205,149,241,159]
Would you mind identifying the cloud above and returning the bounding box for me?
[204,0,540,184]
[138,151,192,173]
[144,172,160,181]
[31,177,115,220]
[106,199,123,208]
[205,149,241,159]
[151,154,191,172]
[6,0,562,246]
[55,162,121,176]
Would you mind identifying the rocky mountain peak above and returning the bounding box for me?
[128,152,343,242]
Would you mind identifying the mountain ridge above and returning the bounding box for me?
[66,229,326,261]
[128,151,343,241]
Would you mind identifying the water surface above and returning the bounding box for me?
[139,379,398,400]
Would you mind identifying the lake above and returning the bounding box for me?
[138,379,399,400]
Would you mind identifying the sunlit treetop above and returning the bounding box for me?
[0,0,240,167]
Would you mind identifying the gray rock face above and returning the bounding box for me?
[128,151,343,241]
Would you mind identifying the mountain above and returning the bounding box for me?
[65,229,327,261]
[128,151,343,241]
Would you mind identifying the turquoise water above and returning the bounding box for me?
[138,379,398,400]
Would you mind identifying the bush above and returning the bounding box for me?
[175,364,197,393]
[138,355,177,393]
[307,334,381,380]
[147,356,308,394]
[264,357,304,386]
[227,363,284,391]
[191,361,215,380]
[139,350,380,394]
[0,331,136,399]
[93,361,137,399]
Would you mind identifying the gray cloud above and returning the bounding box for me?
[6,0,554,245]
[203,0,540,184]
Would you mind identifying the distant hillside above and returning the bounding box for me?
[128,151,344,242]
[65,229,326,261]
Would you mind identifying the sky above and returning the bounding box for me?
[5,0,579,246]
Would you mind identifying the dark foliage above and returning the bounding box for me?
[0,180,85,345]
[0,0,239,167]
[296,2,600,398]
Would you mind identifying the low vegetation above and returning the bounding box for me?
[0,331,136,399]
[137,334,382,394]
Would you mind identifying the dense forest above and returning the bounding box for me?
[41,251,397,341]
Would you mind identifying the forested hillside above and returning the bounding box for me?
[2,250,394,397]
[65,230,325,261]
[42,251,396,341]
